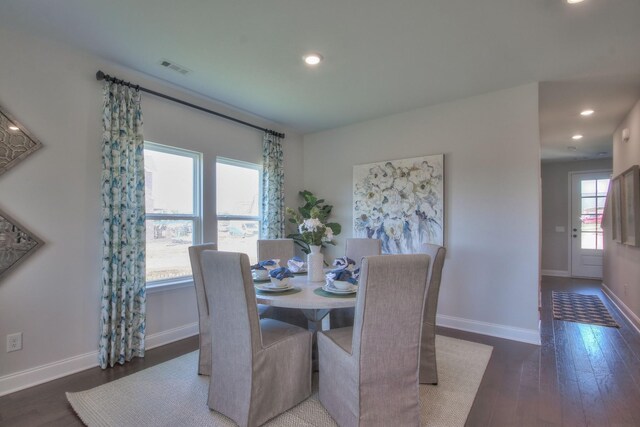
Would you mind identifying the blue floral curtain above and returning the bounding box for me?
[261,132,285,238]
[98,81,146,369]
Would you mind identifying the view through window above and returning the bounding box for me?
[580,178,609,250]
[144,143,202,283]
[216,159,261,263]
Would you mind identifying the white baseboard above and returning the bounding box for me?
[0,350,98,398]
[146,322,198,350]
[541,269,570,277]
[437,314,541,345]
[0,322,199,397]
[602,283,640,334]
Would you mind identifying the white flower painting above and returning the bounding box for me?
[353,155,444,253]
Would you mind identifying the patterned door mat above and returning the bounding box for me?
[552,292,619,328]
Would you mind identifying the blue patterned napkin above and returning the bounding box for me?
[326,268,358,284]
[251,259,280,270]
[287,256,306,272]
[333,257,356,271]
[269,267,294,280]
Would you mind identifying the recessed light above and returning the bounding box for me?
[8,125,19,131]
[567,0,585,4]
[580,109,595,116]
[572,134,583,140]
[303,53,323,66]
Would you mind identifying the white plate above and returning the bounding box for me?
[323,283,357,294]
[255,283,294,293]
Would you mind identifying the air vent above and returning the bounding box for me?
[158,59,192,75]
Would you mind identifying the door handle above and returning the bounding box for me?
[573,228,577,232]
[573,235,577,238]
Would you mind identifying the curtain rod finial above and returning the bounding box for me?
[96,70,105,81]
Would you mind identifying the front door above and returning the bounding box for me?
[570,171,611,278]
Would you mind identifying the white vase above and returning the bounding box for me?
[307,245,325,282]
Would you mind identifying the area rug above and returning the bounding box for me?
[67,335,492,427]
[552,291,619,328]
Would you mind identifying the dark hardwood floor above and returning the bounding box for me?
[1,276,639,426]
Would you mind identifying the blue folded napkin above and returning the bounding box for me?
[333,257,356,271]
[326,268,357,284]
[352,268,360,281]
[269,267,294,280]
[251,259,279,270]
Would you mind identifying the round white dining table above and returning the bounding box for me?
[255,274,356,332]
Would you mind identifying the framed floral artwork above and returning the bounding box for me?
[353,154,444,253]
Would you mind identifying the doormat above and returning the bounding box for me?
[552,292,619,328]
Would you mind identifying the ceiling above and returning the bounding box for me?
[1,0,640,157]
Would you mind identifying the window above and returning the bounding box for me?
[216,158,261,263]
[580,178,609,250]
[144,142,202,284]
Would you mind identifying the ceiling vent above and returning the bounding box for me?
[158,59,192,75]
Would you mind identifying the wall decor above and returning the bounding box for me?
[621,165,640,246]
[0,207,43,281]
[0,105,42,176]
[610,176,622,243]
[353,154,444,253]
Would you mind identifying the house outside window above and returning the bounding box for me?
[144,142,202,285]
[216,158,261,263]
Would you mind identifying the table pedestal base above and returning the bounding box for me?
[301,309,331,371]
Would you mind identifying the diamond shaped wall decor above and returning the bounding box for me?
[0,207,44,281]
[0,105,42,176]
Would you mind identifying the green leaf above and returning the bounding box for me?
[326,222,342,235]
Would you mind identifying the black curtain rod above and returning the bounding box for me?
[95,70,285,139]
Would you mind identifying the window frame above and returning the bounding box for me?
[144,141,203,290]
[216,156,263,238]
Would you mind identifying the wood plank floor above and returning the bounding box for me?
[1,276,639,426]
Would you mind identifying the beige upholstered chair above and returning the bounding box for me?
[257,238,307,328]
[257,238,295,264]
[417,243,446,384]
[331,238,382,328]
[318,254,430,427]
[200,250,312,427]
[188,243,217,376]
[344,238,382,267]
[188,243,270,376]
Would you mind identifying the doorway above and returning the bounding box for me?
[569,170,611,278]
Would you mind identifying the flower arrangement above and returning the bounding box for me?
[286,190,341,253]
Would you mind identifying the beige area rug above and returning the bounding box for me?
[67,335,492,427]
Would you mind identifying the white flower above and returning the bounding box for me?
[383,218,405,241]
[301,218,322,232]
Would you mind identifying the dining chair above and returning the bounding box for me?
[331,238,383,328]
[417,243,446,385]
[257,238,295,264]
[188,243,270,376]
[200,250,312,427]
[318,254,430,427]
[257,238,307,328]
[344,238,382,268]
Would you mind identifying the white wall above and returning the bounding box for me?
[603,98,640,329]
[541,158,612,275]
[303,83,541,341]
[0,27,303,394]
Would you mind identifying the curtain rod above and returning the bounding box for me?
[95,70,285,139]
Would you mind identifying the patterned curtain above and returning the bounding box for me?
[261,132,285,238]
[98,81,146,369]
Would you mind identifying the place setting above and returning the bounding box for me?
[315,256,359,298]
[252,260,301,295]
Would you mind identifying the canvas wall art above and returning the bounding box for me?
[0,105,42,176]
[0,208,43,281]
[353,154,444,253]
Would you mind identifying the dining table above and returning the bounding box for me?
[254,273,356,333]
